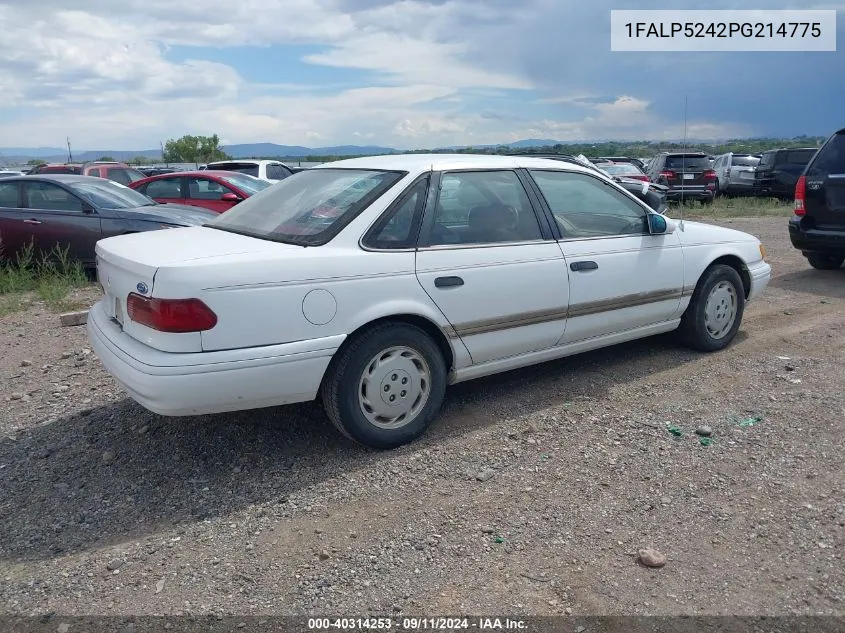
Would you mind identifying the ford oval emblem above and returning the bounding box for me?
[136,282,149,294]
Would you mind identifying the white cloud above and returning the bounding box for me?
[0,0,761,149]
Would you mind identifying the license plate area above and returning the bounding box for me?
[683,173,695,180]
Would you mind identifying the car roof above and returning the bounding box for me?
[311,153,599,175]
[138,170,253,178]
[206,159,279,166]
[9,174,97,183]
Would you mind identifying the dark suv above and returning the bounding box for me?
[753,147,817,199]
[646,152,717,204]
[789,129,845,270]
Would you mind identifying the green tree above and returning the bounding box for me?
[26,159,47,166]
[131,155,153,165]
[162,134,230,165]
[97,155,116,162]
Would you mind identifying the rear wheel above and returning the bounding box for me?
[320,323,447,449]
[713,180,721,197]
[678,264,745,352]
[806,254,844,270]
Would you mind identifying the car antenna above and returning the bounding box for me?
[678,95,688,231]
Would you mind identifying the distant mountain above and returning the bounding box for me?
[0,147,67,158]
[221,143,399,158]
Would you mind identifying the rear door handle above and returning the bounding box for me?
[434,276,464,288]
[23,219,42,225]
[570,260,598,272]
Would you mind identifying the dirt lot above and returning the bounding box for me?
[0,216,843,617]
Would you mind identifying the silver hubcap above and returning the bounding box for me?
[704,280,738,339]
[358,346,431,429]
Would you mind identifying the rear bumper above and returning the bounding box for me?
[788,221,845,255]
[87,300,343,416]
[747,260,772,302]
[666,190,714,201]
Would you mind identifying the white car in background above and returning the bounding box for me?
[204,159,293,182]
[87,154,771,449]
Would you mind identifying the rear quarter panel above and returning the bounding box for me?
[151,248,472,369]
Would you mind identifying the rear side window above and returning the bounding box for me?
[759,152,774,166]
[664,156,711,170]
[785,150,816,165]
[0,181,19,207]
[731,156,759,167]
[363,177,429,249]
[807,134,845,177]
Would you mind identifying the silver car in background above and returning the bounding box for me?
[713,153,760,196]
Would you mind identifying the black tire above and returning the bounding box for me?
[320,322,447,449]
[713,180,721,197]
[678,264,745,352]
[806,254,844,270]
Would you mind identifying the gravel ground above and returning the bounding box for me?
[0,216,843,617]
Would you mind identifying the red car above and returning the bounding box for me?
[128,170,272,213]
[30,161,147,185]
[598,162,650,182]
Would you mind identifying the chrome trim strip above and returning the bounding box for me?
[447,288,685,338]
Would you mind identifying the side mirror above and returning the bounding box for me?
[82,203,96,214]
[220,192,241,203]
[647,213,676,234]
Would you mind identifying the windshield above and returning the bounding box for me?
[68,180,156,209]
[219,173,272,195]
[106,167,146,185]
[209,162,259,177]
[208,168,406,245]
[665,155,711,170]
[601,163,643,176]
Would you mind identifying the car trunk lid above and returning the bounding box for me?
[94,226,296,352]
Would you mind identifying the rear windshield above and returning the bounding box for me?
[807,133,845,177]
[207,168,406,245]
[38,166,81,174]
[731,156,759,167]
[218,173,271,195]
[600,163,644,176]
[106,167,146,185]
[664,156,711,170]
[208,162,259,177]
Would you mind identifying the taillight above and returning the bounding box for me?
[704,170,717,180]
[794,175,806,216]
[660,170,675,178]
[126,293,217,333]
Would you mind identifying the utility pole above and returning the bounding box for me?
[67,137,73,163]
[160,141,167,166]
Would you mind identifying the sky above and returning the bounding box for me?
[0,0,843,151]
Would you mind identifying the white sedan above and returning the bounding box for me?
[87,154,771,449]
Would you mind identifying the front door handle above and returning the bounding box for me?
[23,218,42,225]
[434,276,464,288]
[570,260,598,272]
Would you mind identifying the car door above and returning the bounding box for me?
[0,180,28,261]
[526,169,685,344]
[21,180,102,265]
[415,169,569,365]
[138,176,187,206]
[185,176,239,213]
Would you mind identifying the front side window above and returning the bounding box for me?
[144,177,183,198]
[24,182,84,212]
[187,177,232,200]
[428,170,542,246]
[530,170,647,239]
[208,168,406,245]
[363,177,429,249]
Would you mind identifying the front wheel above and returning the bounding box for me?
[320,323,447,449]
[806,254,844,270]
[678,264,745,351]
